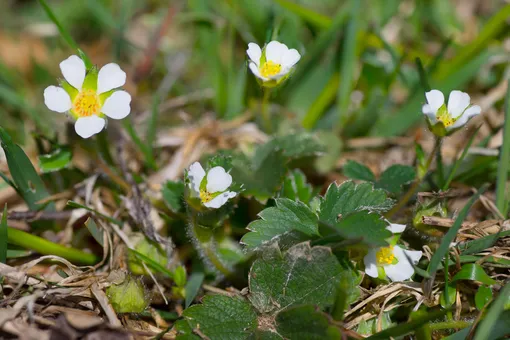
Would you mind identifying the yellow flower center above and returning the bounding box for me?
[436,106,455,127]
[199,189,214,203]
[376,246,395,265]
[73,89,101,117]
[260,61,282,78]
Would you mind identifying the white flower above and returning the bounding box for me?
[187,162,237,209]
[363,223,423,282]
[422,89,481,136]
[44,55,131,139]
[246,41,301,86]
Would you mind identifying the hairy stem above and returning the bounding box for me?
[429,320,471,331]
[261,89,272,133]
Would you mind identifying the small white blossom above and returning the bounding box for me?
[364,223,423,282]
[44,55,131,139]
[247,41,301,87]
[188,162,237,209]
[422,89,481,136]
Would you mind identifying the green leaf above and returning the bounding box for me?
[128,247,173,279]
[376,165,416,194]
[0,127,53,211]
[280,169,314,204]
[181,295,257,340]
[474,284,510,340]
[0,204,7,263]
[162,180,185,213]
[275,305,341,339]
[185,271,205,308]
[319,181,394,225]
[343,160,375,182]
[84,218,104,247]
[333,211,391,247]
[496,81,510,215]
[446,311,510,340]
[475,285,493,311]
[241,198,319,249]
[451,263,496,285]
[274,0,332,29]
[231,150,287,202]
[38,147,72,173]
[427,186,486,276]
[458,230,510,255]
[248,242,344,314]
[440,282,456,308]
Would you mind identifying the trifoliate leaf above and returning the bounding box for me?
[231,150,287,202]
[241,199,319,249]
[319,181,394,225]
[333,211,392,247]
[162,180,185,213]
[376,164,416,194]
[275,305,341,339]
[180,295,257,340]
[280,169,315,204]
[343,160,375,182]
[248,242,344,314]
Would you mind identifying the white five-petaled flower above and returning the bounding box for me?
[246,41,301,87]
[364,223,423,282]
[43,55,131,139]
[188,162,237,209]
[422,89,481,136]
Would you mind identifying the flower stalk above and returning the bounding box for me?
[261,89,272,133]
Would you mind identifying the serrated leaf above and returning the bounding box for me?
[343,160,375,182]
[275,305,341,340]
[241,198,319,249]
[181,295,257,340]
[0,126,53,211]
[162,180,185,213]
[280,169,314,204]
[248,242,344,314]
[451,263,496,285]
[333,211,392,247]
[376,165,416,194]
[475,285,493,311]
[319,181,394,225]
[37,147,72,173]
[231,150,287,202]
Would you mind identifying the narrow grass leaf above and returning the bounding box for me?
[473,283,510,340]
[67,200,122,226]
[415,57,431,92]
[274,0,332,29]
[185,270,205,308]
[302,73,339,129]
[427,185,487,276]
[0,204,7,263]
[128,248,174,279]
[495,80,510,216]
[366,310,447,339]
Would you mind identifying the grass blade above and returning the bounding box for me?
[274,0,332,29]
[302,73,339,129]
[415,57,431,92]
[495,80,510,216]
[427,185,487,276]
[0,204,7,263]
[366,310,447,339]
[473,283,510,340]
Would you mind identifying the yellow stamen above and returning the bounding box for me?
[199,189,213,203]
[376,246,395,265]
[436,107,455,127]
[73,89,101,117]
[260,61,282,78]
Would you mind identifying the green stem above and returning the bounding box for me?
[429,320,471,331]
[496,80,510,216]
[261,89,272,133]
[436,138,445,189]
[385,137,442,219]
[7,227,98,265]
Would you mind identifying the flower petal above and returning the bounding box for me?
[448,91,470,118]
[247,43,262,66]
[188,162,206,196]
[386,223,406,234]
[450,105,481,129]
[60,55,86,90]
[43,86,72,113]
[363,249,378,278]
[425,89,445,113]
[206,166,232,193]
[265,41,288,64]
[249,62,268,81]
[204,191,237,209]
[74,116,105,139]
[101,90,131,119]
[281,48,301,69]
[384,246,419,282]
[97,63,126,94]
[422,104,438,124]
